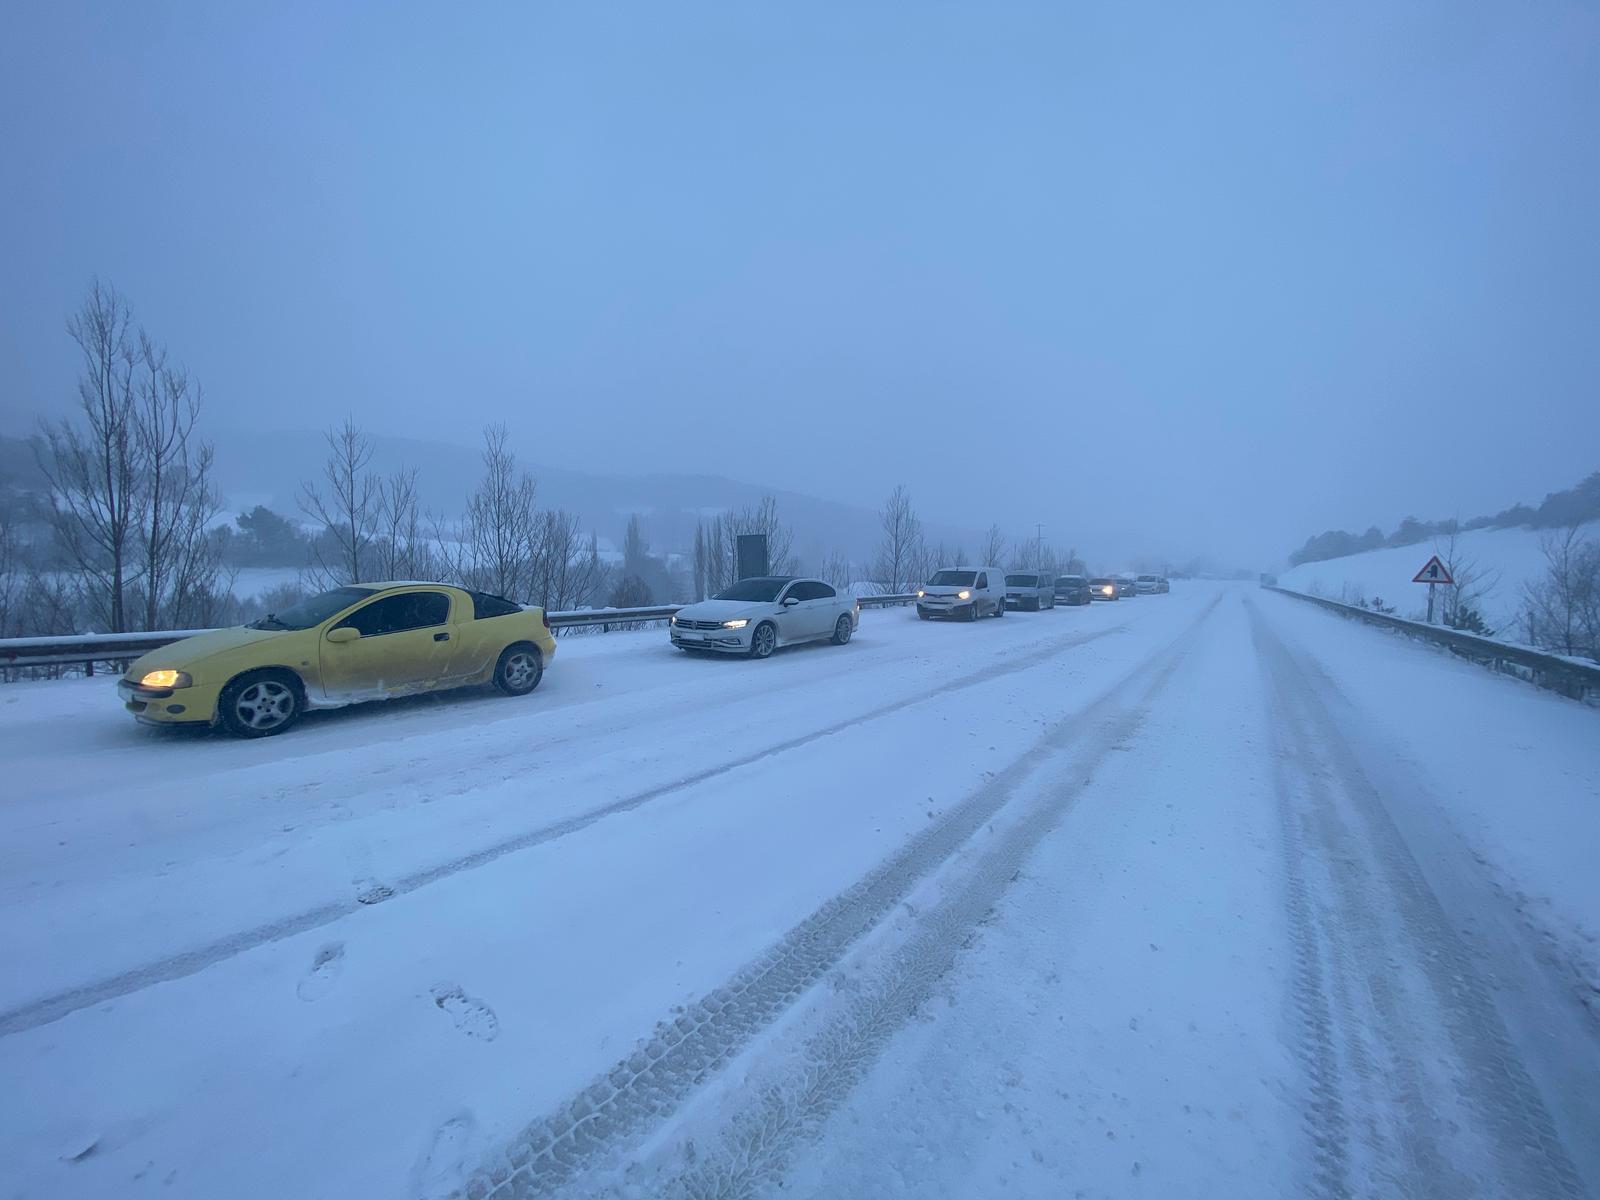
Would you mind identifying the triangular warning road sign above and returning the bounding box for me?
[1412,555,1454,585]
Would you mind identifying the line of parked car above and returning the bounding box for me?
[914,567,1169,618]
[115,568,1172,738]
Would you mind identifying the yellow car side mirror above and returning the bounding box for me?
[325,626,360,644]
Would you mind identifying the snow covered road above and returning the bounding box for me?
[2,584,1596,1199]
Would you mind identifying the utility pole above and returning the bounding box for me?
[1035,523,1044,569]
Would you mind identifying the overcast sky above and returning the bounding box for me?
[2,1,1597,566]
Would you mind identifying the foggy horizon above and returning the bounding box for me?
[4,2,1597,569]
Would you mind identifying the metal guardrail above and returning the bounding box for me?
[1265,585,1600,704]
[0,594,920,675]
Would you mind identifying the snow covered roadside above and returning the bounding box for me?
[1255,587,1600,998]
[0,588,1205,1200]
[1276,520,1599,633]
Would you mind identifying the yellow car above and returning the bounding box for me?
[119,582,557,737]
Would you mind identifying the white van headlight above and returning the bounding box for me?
[957,590,971,600]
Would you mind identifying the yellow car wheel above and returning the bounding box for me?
[493,644,544,696]
[219,669,303,738]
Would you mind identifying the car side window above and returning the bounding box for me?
[790,581,829,601]
[339,591,450,637]
[813,582,837,599]
[468,591,521,619]
[976,573,988,589]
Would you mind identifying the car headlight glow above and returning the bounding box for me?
[139,669,192,689]
[722,618,749,629]
[916,589,924,597]
[957,590,971,600]
[670,615,679,625]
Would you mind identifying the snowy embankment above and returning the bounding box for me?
[1,585,1596,1199]
[1277,521,1598,635]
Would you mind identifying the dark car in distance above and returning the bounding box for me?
[1114,576,1137,598]
[1054,574,1092,605]
[1088,577,1119,601]
[1004,572,1056,611]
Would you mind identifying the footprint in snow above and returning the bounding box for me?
[297,942,345,1002]
[410,1113,476,1200]
[432,984,500,1041]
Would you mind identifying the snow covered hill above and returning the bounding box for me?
[1278,521,1599,635]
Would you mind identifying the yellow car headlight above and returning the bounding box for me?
[139,669,192,689]
[722,618,749,630]
[957,590,971,600]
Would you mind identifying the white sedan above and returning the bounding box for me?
[669,576,859,658]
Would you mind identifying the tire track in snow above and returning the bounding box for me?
[1250,602,1587,1200]
[455,599,1220,1200]
[0,620,1129,1039]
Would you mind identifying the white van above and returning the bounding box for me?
[915,567,1007,621]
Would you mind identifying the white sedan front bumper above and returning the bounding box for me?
[669,622,753,653]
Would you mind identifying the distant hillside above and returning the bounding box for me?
[2,430,990,569]
[206,428,1002,566]
[1278,520,1597,637]
[1288,470,1600,567]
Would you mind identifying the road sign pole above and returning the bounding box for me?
[1413,555,1454,622]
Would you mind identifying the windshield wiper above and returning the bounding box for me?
[250,614,288,630]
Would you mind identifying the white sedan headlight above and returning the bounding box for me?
[722,618,749,629]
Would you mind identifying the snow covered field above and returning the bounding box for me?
[1278,521,1599,634]
[1,584,1596,1199]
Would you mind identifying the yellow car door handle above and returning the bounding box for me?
[434,632,450,642]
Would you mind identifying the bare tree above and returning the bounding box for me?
[622,514,649,575]
[37,283,140,631]
[980,524,1007,568]
[454,424,539,599]
[0,501,18,637]
[737,496,794,576]
[373,467,434,580]
[300,418,380,587]
[131,333,223,629]
[873,485,924,593]
[1525,524,1599,658]
[692,524,709,601]
[525,508,589,612]
[38,284,223,631]
[1434,526,1500,634]
[820,550,853,592]
[697,496,796,594]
